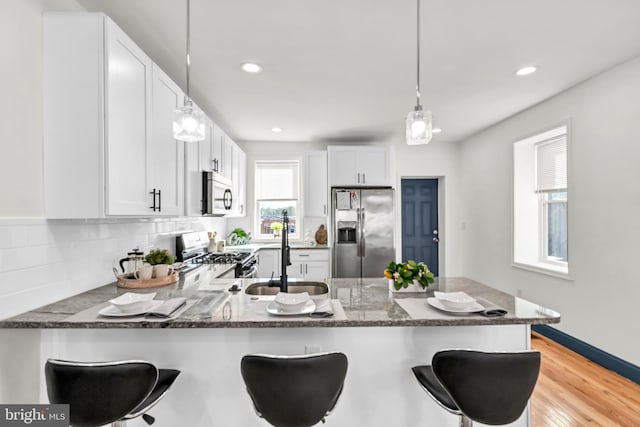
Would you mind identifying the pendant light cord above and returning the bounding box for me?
[415,0,421,109]
[186,0,191,102]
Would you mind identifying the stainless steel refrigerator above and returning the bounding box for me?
[331,188,395,278]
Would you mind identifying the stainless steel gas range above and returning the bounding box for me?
[176,231,257,278]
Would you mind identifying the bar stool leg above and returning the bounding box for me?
[460,415,472,427]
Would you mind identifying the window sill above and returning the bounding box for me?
[512,261,573,281]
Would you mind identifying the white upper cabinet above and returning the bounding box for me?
[303,151,328,216]
[328,145,393,187]
[230,142,247,217]
[43,13,184,218]
[221,131,234,180]
[150,64,184,216]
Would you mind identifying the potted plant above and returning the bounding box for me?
[270,222,283,238]
[144,249,176,278]
[384,260,435,291]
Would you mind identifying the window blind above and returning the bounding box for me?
[535,136,567,192]
[255,161,299,200]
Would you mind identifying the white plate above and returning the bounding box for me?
[427,297,484,314]
[266,299,316,316]
[99,300,164,317]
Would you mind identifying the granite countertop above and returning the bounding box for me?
[0,270,560,329]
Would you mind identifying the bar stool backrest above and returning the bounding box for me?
[45,359,158,427]
[432,350,541,425]
[241,352,348,427]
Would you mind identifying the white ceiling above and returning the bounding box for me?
[76,0,640,145]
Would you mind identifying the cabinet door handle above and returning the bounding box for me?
[323,204,327,215]
[299,254,310,257]
[363,173,366,184]
[305,264,308,275]
[149,189,160,212]
[157,189,161,212]
[357,172,360,183]
[300,264,303,274]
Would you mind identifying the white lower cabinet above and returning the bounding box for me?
[256,249,281,279]
[286,249,330,279]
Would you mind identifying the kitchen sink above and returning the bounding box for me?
[244,281,329,296]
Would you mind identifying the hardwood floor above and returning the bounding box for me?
[530,332,640,426]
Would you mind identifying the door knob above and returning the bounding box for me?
[433,237,439,243]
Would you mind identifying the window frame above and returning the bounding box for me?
[512,122,571,279]
[253,160,301,241]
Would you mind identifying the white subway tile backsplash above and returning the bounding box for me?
[0,217,209,320]
[0,226,27,249]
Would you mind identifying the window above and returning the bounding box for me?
[254,161,300,240]
[513,125,569,276]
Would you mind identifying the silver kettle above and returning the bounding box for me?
[119,249,145,274]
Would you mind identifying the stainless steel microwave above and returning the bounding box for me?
[202,171,233,216]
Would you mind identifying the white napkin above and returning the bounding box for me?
[145,297,187,318]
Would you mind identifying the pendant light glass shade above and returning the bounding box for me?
[406,0,433,145]
[173,0,205,142]
[406,107,432,145]
[173,100,205,142]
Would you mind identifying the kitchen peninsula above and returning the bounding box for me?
[0,274,559,427]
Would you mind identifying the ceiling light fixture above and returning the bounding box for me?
[173,0,205,142]
[271,127,283,133]
[516,66,537,76]
[406,0,432,145]
[242,62,263,74]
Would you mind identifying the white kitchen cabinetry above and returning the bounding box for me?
[150,64,184,216]
[256,249,280,278]
[43,13,183,218]
[303,151,328,216]
[286,249,329,279]
[221,132,234,180]
[230,143,247,217]
[199,119,224,174]
[328,146,393,187]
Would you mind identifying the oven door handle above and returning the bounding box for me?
[240,265,258,278]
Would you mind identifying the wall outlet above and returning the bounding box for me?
[305,344,322,354]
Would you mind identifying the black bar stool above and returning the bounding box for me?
[45,359,180,427]
[240,352,348,427]
[411,350,541,426]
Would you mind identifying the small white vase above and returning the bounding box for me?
[388,279,424,293]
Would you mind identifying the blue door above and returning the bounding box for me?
[401,179,439,276]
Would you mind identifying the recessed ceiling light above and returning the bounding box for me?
[432,127,442,134]
[515,66,537,76]
[241,62,262,74]
[271,127,283,133]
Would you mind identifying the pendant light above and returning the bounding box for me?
[406,0,432,145]
[173,0,205,142]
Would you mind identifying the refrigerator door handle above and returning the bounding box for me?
[356,208,361,256]
[361,208,365,257]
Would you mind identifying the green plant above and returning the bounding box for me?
[231,228,248,237]
[144,248,176,265]
[384,260,435,290]
[270,222,283,231]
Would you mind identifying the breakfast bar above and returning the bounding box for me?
[0,274,560,427]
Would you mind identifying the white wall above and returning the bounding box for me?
[459,56,640,365]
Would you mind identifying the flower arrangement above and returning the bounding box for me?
[384,260,435,290]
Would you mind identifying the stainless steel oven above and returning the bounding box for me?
[202,171,233,216]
